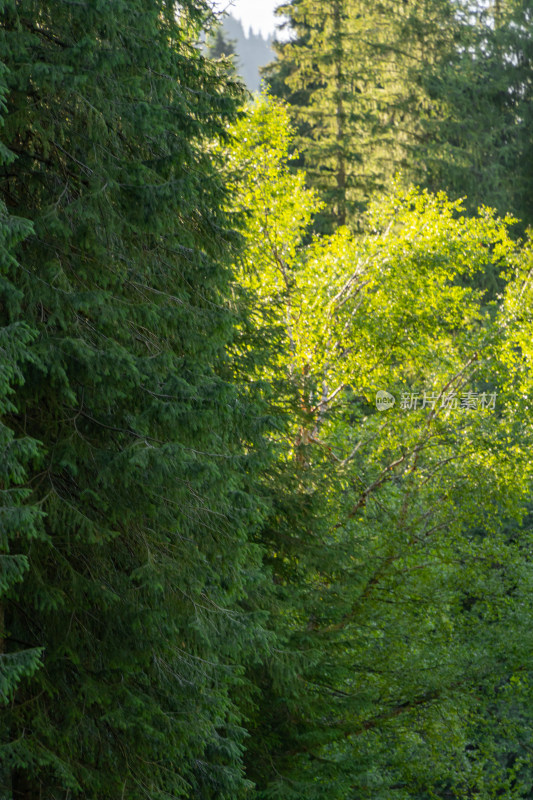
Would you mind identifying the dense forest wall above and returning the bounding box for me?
[2,2,533,799]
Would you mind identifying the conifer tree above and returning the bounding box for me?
[266,0,430,230]
[207,27,237,60]
[406,0,531,226]
[0,60,43,715]
[266,0,533,232]
[266,0,371,231]
[0,2,269,798]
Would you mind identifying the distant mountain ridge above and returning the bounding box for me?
[221,15,274,93]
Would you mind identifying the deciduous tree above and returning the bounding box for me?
[227,98,533,799]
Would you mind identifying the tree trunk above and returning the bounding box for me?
[333,0,347,226]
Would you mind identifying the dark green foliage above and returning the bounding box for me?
[266,0,533,233]
[0,60,43,703]
[264,0,359,232]
[406,0,533,231]
[0,2,270,798]
[207,27,237,60]
[4,1,533,798]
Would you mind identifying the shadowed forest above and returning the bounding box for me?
[2,2,533,799]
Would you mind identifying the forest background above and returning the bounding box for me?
[2,1,533,799]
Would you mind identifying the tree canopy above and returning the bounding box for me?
[2,2,533,799]
[266,0,533,234]
[0,1,270,797]
[222,97,533,799]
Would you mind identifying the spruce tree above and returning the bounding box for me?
[0,59,43,715]
[407,0,531,226]
[0,2,269,798]
[266,0,425,231]
[265,0,367,231]
[266,0,533,233]
[207,27,237,60]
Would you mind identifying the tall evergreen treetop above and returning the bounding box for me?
[0,2,270,798]
[266,0,533,234]
[266,0,421,231]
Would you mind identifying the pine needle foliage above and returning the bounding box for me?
[265,0,533,233]
[0,61,43,710]
[0,2,271,798]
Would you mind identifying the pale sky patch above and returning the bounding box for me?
[213,0,283,38]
